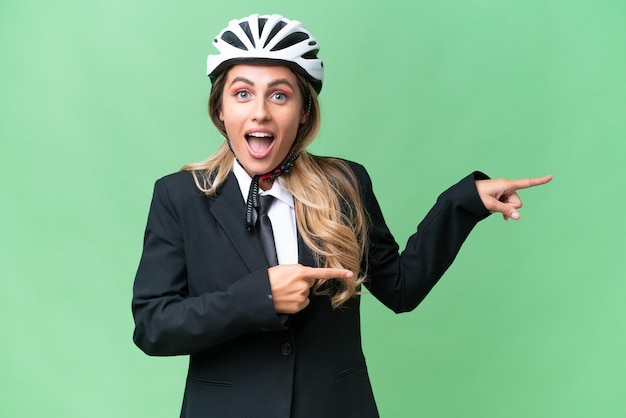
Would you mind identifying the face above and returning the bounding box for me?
[219,64,307,179]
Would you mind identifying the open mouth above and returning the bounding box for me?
[245,131,275,158]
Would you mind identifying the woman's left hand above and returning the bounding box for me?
[476,175,553,220]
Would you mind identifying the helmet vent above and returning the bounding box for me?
[301,49,319,60]
[263,21,288,48]
[258,17,267,37]
[238,22,256,47]
[221,30,248,50]
[271,32,310,51]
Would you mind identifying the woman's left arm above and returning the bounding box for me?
[358,164,552,313]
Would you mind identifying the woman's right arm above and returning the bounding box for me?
[131,178,285,356]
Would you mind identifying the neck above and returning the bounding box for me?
[258,178,273,191]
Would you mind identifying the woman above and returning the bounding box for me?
[132,14,552,418]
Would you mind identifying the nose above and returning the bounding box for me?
[251,98,271,122]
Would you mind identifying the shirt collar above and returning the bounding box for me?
[232,160,294,209]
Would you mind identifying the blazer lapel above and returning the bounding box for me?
[209,172,268,272]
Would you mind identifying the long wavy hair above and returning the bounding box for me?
[181,68,369,308]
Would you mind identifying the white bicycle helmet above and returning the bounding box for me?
[206,14,324,93]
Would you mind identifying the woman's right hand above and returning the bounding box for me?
[268,264,353,314]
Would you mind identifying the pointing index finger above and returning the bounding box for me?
[303,266,354,280]
[506,175,553,192]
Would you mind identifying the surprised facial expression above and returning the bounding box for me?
[219,64,307,180]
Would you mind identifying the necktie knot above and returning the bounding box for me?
[257,194,274,217]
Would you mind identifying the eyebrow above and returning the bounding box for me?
[229,76,296,90]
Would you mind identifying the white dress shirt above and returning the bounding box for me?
[232,161,299,265]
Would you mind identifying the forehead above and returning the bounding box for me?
[225,64,300,85]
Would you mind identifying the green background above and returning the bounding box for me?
[2,1,625,417]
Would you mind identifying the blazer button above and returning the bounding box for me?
[281,343,293,356]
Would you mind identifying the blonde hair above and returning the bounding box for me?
[181,69,369,308]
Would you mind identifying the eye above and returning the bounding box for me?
[271,91,288,102]
[235,90,251,100]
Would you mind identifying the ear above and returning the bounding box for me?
[300,94,311,124]
[300,102,309,124]
[219,107,224,121]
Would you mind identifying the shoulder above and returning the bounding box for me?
[156,170,195,185]
[314,156,371,183]
[154,170,195,191]
[344,159,369,181]
[334,158,374,192]
[152,170,208,203]
[309,157,376,206]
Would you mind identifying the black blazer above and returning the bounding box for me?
[132,160,489,418]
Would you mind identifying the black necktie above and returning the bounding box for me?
[256,195,279,266]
